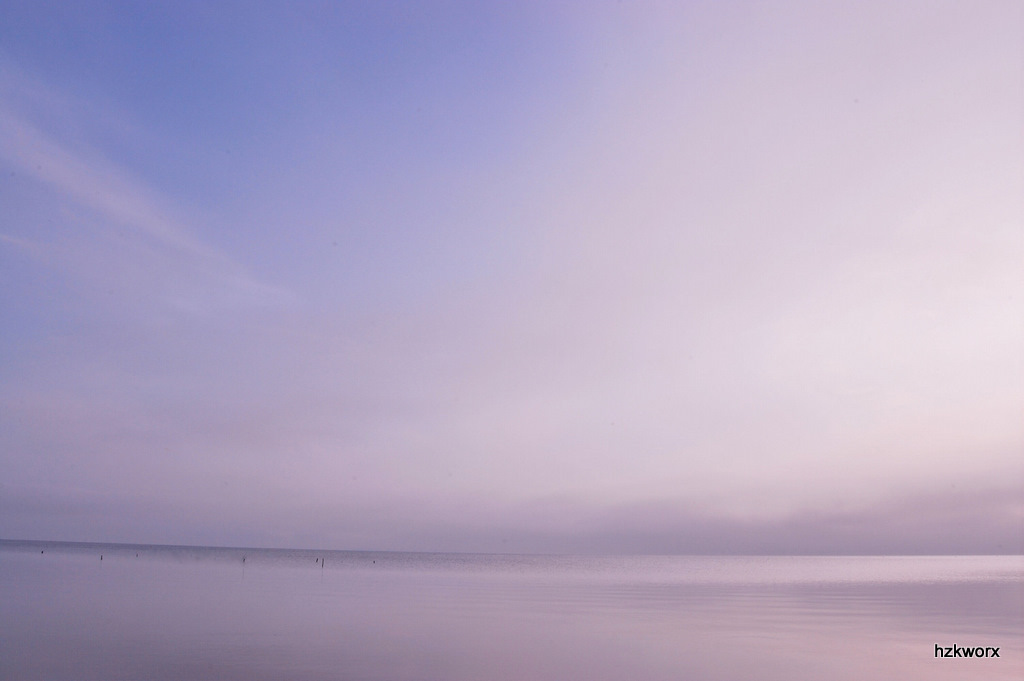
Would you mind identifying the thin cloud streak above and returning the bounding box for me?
[0,71,291,313]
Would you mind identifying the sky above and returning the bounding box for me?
[0,0,1021,554]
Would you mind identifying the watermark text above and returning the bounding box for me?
[935,644,1000,658]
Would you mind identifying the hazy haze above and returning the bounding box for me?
[1,1,1021,552]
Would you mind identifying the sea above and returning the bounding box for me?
[1,539,1021,680]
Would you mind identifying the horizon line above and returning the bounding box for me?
[3,538,1021,558]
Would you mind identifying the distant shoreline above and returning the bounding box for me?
[3,538,1022,557]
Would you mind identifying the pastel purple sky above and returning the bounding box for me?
[1,1,1021,553]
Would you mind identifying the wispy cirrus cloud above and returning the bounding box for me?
[0,63,290,313]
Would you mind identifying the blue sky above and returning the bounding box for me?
[1,1,1021,552]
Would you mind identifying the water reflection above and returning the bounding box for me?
[1,541,1020,680]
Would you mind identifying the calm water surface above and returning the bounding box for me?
[1,540,1021,680]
